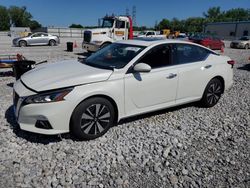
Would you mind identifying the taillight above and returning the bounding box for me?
[227,60,235,68]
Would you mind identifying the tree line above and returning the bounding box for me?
[0,5,41,31]
[0,5,249,32]
[155,7,250,33]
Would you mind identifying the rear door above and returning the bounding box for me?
[173,44,214,103]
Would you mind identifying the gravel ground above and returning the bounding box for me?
[0,37,249,188]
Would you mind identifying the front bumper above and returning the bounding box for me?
[13,82,73,135]
[82,42,100,52]
[15,101,71,135]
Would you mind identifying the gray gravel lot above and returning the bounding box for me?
[0,36,249,188]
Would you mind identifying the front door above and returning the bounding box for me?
[124,44,178,115]
[114,20,127,41]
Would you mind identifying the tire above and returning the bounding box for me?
[19,41,27,47]
[245,44,249,50]
[200,78,223,107]
[71,97,115,140]
[49,40,56,46]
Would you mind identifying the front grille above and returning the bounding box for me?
[84,31,92,43]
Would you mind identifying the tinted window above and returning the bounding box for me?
[146,32,154,36]
[32,33,42,37]
[115,20,125,28]
[139,45,171,69]
[174,44,210,64]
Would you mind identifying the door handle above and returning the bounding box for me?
[166,73,177,79]
[201,65,212,70]
[204,65,212,69]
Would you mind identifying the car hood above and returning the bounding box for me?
[21,59,113,92]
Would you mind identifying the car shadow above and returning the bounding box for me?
[5,101,199,143]
[74,52,92,57]
[237,64,250,71]
[7,82,14,88]
[118,102,197,126]
[4,105,71,144]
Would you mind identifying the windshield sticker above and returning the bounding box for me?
[125,47,141,52]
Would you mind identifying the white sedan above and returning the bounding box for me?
[13,40,234,140]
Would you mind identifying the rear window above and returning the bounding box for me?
[174,44,211,64]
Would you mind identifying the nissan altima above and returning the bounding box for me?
[13,40,234,140]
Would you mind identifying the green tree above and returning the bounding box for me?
[203,6,224,22]
[0,5,10,30]
[29,20,42,30]
[69,24,84,28]
[185,17,206,32]
[171,18,184,31]
[8,6,32,27]
[224,8,250,21]
[158,18,171,30]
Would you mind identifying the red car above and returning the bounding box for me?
[189,34,224,50]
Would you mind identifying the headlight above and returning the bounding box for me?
[24,88,73,104]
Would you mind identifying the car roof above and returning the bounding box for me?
[116,39,193,47]
[116,39,219,55]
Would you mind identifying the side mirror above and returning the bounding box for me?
[133,63,151,73]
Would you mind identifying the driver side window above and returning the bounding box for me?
[139,45,172,69]
[115,20,125,28]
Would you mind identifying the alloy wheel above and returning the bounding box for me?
[206,82,222,105]
[80,103,111,135]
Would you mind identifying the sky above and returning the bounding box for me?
[1,0,249,27]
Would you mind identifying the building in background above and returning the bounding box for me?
[204,21,250,40]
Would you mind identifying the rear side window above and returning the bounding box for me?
[174,44,210,64]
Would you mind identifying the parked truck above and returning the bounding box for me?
[137,30,166,38]
[82,15,133,52]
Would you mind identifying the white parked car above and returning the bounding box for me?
[13,40,234,140]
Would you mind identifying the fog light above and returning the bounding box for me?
[35,120,53,129]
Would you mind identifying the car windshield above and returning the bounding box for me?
[85,43,145,69]
[102,19,114,28]
[239,36,249,41]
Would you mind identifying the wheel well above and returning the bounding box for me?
[212,76,225,93]
[70,95,119,129]
[19,40,26,45]
[49,39,56,43]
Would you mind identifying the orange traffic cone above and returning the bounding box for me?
[73,41,78,48]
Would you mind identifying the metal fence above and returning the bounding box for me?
[47,28,85,38]
[0,32,8,36]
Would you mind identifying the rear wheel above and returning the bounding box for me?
[200,78,223,107]
[245,44,249,50]
[49,40,56,46]
[19,41,27,47]
[71,97,115,140]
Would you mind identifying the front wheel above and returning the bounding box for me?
[200,78,223,107]
[245,44,249,50]
[71,97,115,140]
[19,41,27,47]
[49,40,56,46]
